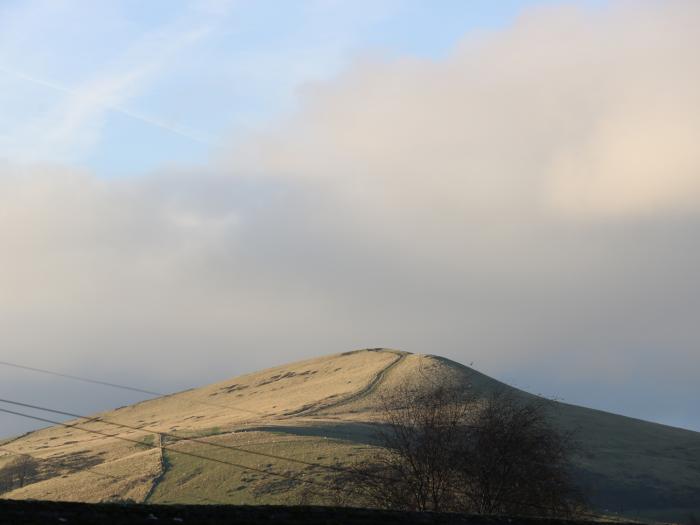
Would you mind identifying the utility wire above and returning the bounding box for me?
[0,447,238,506]
[0,442,234,506]
[0,361,161,397]
[0,359,692,465]
[0,445,121,481]
[0,358,399,485]
[0,361,670,520]
[0,401,623,520]
[0,360,264,416]
[0,397,352,476]
[0,396,620,518]
[0,406,331,498]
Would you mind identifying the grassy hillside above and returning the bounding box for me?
[1,349,698,523]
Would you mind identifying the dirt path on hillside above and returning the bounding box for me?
[283,351,407,418]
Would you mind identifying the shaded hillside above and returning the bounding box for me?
[1,349,698,523]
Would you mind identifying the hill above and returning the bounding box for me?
[1,349,698,523]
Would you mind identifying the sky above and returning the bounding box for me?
[0,0,698,437]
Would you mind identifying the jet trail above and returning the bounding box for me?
[0,65,210,145]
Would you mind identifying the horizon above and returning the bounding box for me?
[1,0,699,438]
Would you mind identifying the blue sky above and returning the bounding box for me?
[1,0,602,176]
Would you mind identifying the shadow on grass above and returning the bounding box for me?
[243,422,384,446]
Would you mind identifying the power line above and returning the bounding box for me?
[1,357,694,468]
[1,441,231,506]
[0,446,236,506]
[0,401,622,520]
[0,406,331,498]
[0,395,612,516]
[0,361,671,520]
[0,361,162,397]
[0,358,401,486]
[0,356,411,476]
[0,395,408,506]
[0,445,121,482]
[0,360,264,416]
[0,397,352,476]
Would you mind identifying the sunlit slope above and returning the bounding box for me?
[1,348,698,521]
[0,349,406,502]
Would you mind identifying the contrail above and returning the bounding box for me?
[0,65,210,145]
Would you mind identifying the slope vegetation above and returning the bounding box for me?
[1,349,698,523]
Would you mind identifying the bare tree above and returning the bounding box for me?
[327,383,583,517]
[457,391,583,516]
[0,455,39,493]
[329,383,472,511]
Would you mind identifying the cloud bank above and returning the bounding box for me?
[1,0,699,434]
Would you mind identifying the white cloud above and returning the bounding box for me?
[232,1,700,218]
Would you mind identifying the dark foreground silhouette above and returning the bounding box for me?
[0,500,644,525]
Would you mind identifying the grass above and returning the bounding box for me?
[135,434,156,450]
[166,426,224,440]
[148,429,373,505]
